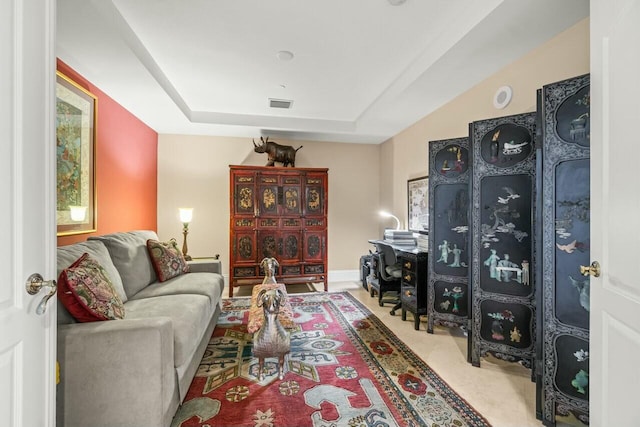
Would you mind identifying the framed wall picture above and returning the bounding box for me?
[407,176,428,233]
[56,71,97,236]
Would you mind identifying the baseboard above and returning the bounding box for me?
[328,269,359,283]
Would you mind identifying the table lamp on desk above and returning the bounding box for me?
[379,211,415,245]
[379,210,401,230]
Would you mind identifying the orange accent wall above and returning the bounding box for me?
[57,60,158,246]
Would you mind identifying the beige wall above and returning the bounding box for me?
[158,18,589,279]
[383,18,590,224]
[157,135,380,277]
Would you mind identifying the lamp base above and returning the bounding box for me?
[182,226,191,261]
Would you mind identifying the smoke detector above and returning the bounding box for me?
[493,86,513,109]
[269,98,293,109]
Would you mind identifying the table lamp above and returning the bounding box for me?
[379,210,401,230]
[179,208,193,260]
[69,206,87,222]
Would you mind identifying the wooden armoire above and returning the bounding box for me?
[228,165,328,297]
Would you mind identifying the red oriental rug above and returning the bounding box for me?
[171,292,490,427]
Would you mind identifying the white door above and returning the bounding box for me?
[590,0,640,425]
[0,1,57,426]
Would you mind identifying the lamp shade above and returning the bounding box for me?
[179,208,193,223]
[379,210,401,230]
[69,206,87,222]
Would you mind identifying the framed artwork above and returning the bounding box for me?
[56,71,97,236]
[407,176,428,233]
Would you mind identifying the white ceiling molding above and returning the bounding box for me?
[56,0,589,144]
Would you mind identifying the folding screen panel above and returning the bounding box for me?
[427,137,471,335]
[537,74,590,426]
[469,112,537,370]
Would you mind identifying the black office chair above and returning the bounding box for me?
[369,242,402,313]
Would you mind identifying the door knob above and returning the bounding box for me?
[579,261,601,278]
[25,273,57,315]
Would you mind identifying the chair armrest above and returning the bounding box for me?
[187,258,222,274]
[57,318,176,427]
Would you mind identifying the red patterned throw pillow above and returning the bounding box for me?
[146,238,190,282]
[58,253,125,322]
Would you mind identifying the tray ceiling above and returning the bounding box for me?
[57,0,589,143]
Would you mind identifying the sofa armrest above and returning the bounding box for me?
[57,318,176,427]
[187,257,222,274]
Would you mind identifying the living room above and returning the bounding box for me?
[52,9,591,427]
[55,12,591,277]
[7,0,638,426]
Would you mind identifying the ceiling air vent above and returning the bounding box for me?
[269,98,293,109]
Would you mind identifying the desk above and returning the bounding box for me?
[369,240,428,330]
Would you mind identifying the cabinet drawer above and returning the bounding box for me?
[258,218,302,228]
[402,270,416,286]
[280,265,301,276]
[258,218,279,228]
[233,266,257,278]
[401,283,417,306]
[304,264,325,274]
[402,258,415,271]
[305,218,326,228]
[233,218,255,228]
[281,218,302,228]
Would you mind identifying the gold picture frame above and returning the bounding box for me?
[56,71,97,236]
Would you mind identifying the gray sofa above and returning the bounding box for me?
[56,230,225,427]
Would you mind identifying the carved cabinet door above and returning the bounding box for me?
[279,230,302,263]
[303,172,327,218]
[302,172,327,271]
[257,174,280,217]
[232,171,256,216]
[280,173,302,217]
[257,230,301,264]
[258,171,302,217]
[303,230,325,262]
[231,230,257,279]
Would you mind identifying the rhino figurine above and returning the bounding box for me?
[253,136,302,167]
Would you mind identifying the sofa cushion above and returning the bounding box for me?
[130,272,224,311]
[57,239,127,304]
[124,294,212,368]
[146,238,190,282]
[58,253,126,322]
[90,230,158,298]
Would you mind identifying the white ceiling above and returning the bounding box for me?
[56,0,589,144]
